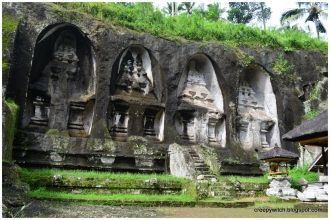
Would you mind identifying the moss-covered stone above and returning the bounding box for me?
[46,129,70,137]
[3,99,19,161]
[197,144,221,176]
[86,138,116,152]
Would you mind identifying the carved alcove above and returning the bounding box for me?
[237,65,281,150]
[24,23,96,137]
[175,54,226,147]
[108,45,166,141]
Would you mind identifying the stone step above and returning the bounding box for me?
[194,164,208,168]
[45,186,183,195]
[195,167,210,171]
[212,190,233,197]
[196,170,211,175]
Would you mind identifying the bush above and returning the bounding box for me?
[53,2,327,52]
[288,166,319,190]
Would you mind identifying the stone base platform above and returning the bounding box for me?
[13,130,168,172]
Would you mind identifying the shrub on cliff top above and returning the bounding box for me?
[54,2,327,53]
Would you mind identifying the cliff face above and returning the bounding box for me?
[3,3,328,173]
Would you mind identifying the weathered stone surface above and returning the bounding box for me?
[297,180,328,202]
[168,143,195,179]
[2,2,328,173]
[266,177,297,199]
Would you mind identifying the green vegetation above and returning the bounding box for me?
[45,129,70,137]
[29,187,195,206]
[20,168,197,206]
[2,14,19,74]
[272,54,298,83]
[2,14,19,53]
[288,166,319,190]
[309,84,321,101]
[52,2,327,52]
[19,168,191,188]
[3,99,19,161]
[303,110,319,120]
[219,174,268,184]
[272,54,294,75]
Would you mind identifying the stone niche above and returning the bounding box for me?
[237,66,281,150]
[108,45,166,141]
[175,54,226,147]
[24,23,96,137]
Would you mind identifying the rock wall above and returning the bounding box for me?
[3,3,328,173]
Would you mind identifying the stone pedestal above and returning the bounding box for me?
[110,104,129,140]
[266,176,297,200]
[179,110,195,142]
[68,102,85,130]
[143,109,158,137]
[30,96,50,127]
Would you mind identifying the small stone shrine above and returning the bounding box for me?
[260,146,299,200]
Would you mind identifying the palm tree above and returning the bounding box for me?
[280,3,327,38]
[181,2,195,15]
[163,2,184,16]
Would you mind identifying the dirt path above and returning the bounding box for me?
[17,200,328,218]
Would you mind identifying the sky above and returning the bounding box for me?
[153,1,328,39]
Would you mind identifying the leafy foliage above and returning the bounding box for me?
[288,166,319,190]
[272,55,294,75]
[52,3,327,52]
[280,3,327,38]
[227,2,258,24]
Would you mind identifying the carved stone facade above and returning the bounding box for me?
[108,45,165,142]
[237,69,280,150]
[25,26,96,137]
[176,55,226,147]
[6,15,308,175]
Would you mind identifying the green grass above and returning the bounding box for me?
[219,174,268,184]
[29,187,195,206]
[51,2,327,53]
[288,166,319,190]
[19,168,189,183]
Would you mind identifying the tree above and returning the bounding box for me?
[255,3,271,30]
[227,2,259,24]
[205,3,224,21]
[163,2,184,16]
[181,2,195,15]
[280,3,327,38]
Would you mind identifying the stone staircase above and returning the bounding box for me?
[187,148,216,181]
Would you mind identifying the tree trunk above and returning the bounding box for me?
[261,3,266,30]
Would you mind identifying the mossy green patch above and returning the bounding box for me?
[303,110,319,120]
[46,129,70,137]
[218,174,268,184]
[3,99,19,161]
[2,14,19,54]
